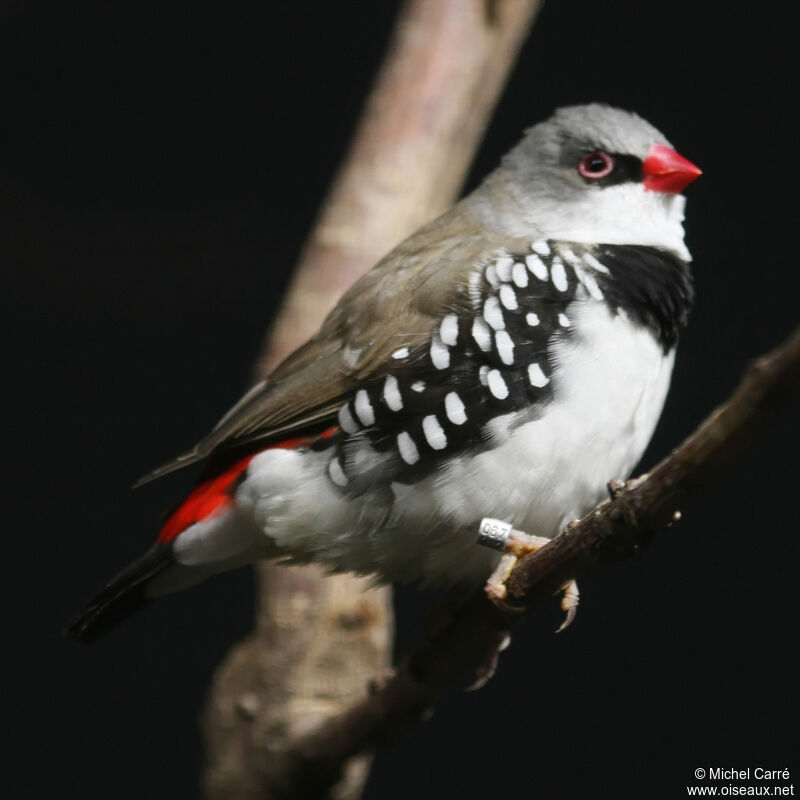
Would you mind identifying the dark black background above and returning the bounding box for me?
[3,1,798,798]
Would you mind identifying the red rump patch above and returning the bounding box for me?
[157,428,338,543]
[158,454,254,543]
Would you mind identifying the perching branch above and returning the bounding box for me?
[268,323,800,782]
[202,3,543,799]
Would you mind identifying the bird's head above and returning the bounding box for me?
[472,104,701,260]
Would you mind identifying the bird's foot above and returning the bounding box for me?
[478,518,580,631]
[484,529,551,604]
[466,632,512,691]
[556,579,579,632]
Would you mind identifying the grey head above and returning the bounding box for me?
[466,103,698,260]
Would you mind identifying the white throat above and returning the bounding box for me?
[467,171,691,262]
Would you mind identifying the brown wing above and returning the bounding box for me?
[134,207,522,486]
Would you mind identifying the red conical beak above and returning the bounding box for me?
[642,143,702,194]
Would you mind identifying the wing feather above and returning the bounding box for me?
[135,207,522,486]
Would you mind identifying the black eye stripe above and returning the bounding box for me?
[580,153,643,187]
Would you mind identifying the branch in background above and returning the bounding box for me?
[271,324,800,782]
[202,2,543,799]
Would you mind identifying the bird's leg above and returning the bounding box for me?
[478,518,580,631]
[464,527,548,690]
[483,528,551,603]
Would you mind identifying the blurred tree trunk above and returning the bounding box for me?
[202,2,543,798]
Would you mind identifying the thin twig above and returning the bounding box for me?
[202,3,543,799]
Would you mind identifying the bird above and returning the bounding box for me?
[65,103,701,643]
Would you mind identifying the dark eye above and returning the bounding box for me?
[578,151,614,179]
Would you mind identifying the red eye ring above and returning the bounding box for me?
[578,151,614,179]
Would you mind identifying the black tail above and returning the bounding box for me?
[64,545,175,644]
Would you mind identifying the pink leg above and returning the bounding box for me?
[479,520,580,631]
[484,530,551,602]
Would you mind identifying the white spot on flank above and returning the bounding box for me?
[397,431,420,465]
[560,248,582,268]
[531,239,551,256]
[579,269,604,300]
[444,392,467,425]
[512,261,529,288]
[494,330,515,365]
[422,415,447,450]
[485,264,499,287]
[526,312,540,327]
[487,369,509,399]
[468,271,482,306]
[411,380,426,393]
[582,252,610,274]
[471,316,492,352]
[483,296,505,330]
[527,362,549,387]
[391,347,409,359]
[499,284,518,310]
[430,333,450,369]
[383,375,403,411]
[526,254,548,281]
[354,390,375,425]
[558,313,571,327]
[551,257,568,292]
[338,403,359,434]
[439,314,459,346]
[479,365,489,386]
[495,256,513,283]
[328,458,348,487]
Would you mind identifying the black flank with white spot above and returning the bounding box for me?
[324,240,692,491]
[592,244,694,351]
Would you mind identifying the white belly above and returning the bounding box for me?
[240,302,675,586]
